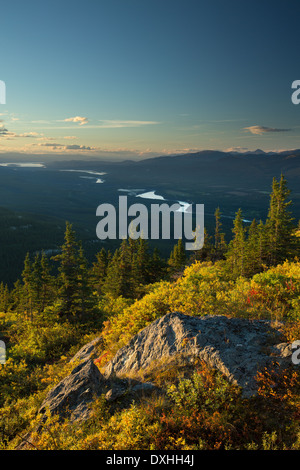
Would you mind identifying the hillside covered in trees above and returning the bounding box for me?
[0,175,299,451]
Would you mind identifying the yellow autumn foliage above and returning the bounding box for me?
[101,260,300,359]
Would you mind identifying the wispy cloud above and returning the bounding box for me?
[97,120,160,128]
[18,117,160,131]
[65,144,93,150]
[0,124,44,139]
[38,142,94,151]
[0,124,20,139]
[18,132,41,138]
[41,119,161,130]
[31,120,52,124]
[243,125,292,135]
[63,116,89,126]
[226,146,249,152]
[0,126,12,136]
[0,112,20,122]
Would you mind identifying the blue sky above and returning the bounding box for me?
[1,0,300,159]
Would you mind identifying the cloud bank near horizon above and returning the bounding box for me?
[243,125,292,135]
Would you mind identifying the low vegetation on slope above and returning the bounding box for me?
[100,259,300,357]
[0,257,299,450]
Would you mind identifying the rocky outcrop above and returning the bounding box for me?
[105,380,157,402]
[104,312,292,397]
[17,359,157,448]
[16,311,293,449]
[29,313,294,424]
[39,359,104,423]
[38,358,157,424]
[69,336,103,364]
[16,359,104,450]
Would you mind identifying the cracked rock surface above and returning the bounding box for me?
[17,312,293,449]
[104,312,291,397]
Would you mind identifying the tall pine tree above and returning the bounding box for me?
[226,209,246,277]
[168,238,187,274]
[0,282,10,313]
[265,174,295,265]
[54,222,90,320]
[213,207,226,260]
[244,219,261,276]
[91,247,110,295]
[103,240,132,298]
[22,252,34,320]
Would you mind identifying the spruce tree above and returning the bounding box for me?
[168,238,186,274]
[103,248,122,298]
[10,279,24,315]
[32,253,43,314]
[148,247,165,283]
[244,219,261,276]
[257,220,268,268]
[54,222,90,320]
[40,251,54,312]
[192,227,214,262]
[92,247,109,295]
[22,252,34,320]
[226,209,246,277]
[103,240,132,298]
[21,252,54,316]
[76,242,92,318]
[134,238,151,284]
[131,238,153,297]
[0,282,9,313]
[265,174,295,265]
[117,239,133,296]
[214,207,226,260]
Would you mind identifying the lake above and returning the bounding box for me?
[0,162,46,168]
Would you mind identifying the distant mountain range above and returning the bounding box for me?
[2,147,299,195]
[71,148,300,191]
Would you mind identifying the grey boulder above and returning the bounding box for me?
[39,359,103,422]
[104,311,292,397]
